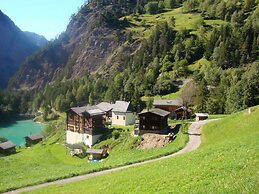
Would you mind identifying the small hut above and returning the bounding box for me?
[0,141,16,154]
[195,113,209,121]
[86,148,107,160]
[25,134,44,146]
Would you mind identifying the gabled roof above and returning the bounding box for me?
[96,102,113,112]
[0,141,16,150]
[113,101,133,113]
[195,113,209,117]
[153,99,182,106]
[69,105,105,116]
[139,108,170,117]
[87,148,104,154]
[25,134,44,141]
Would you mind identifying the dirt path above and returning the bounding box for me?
[5,120,212,194]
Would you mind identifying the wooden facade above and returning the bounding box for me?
[138,109,170,134]
[66,110,105,136]
[0,141,16,155]
[25,134,43,147]
[153,100,182,119]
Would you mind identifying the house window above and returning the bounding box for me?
[123,116,125,120]
[152,126,156,130]
[143,125,145,129]
[142,116,145,120]
[117,116,119,120]
[86,135,89,139]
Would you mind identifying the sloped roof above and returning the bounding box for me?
[195,113,209,117]
[153,99,182,106]
[113,101,133,113]
[87,148,104,154]
[25,134,44,141]
[69,105,105,116]
[139,108,170,117]
[96,102,113,112]
[0,141,16,150]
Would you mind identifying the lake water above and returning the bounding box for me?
[0,120,44,146]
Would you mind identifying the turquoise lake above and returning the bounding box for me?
[0,120,44,146]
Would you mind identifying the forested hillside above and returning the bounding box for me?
[1,0,259,120]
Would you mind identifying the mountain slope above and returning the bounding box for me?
[24,31,48,47]
[0,10,39,88]
[10,1,137,90]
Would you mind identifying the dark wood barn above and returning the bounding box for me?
[138,108,170,134]
[0,141,16,154]
[25,134,44,146]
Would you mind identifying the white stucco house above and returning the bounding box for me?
[112,101,136,126]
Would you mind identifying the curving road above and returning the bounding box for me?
[6,120,212,194]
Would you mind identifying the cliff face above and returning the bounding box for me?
[0,10,39,88]
[10,1,138,90]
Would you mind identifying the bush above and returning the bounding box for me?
[0,136,8,143]
[112,130,120,139]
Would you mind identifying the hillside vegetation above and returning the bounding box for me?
[0,0,257,121]
[0,121,188,193]
[26,106,259,194]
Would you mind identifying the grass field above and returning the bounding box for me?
[0,120,188,192]
[27,106,259,193]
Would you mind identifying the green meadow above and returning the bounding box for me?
[0,120,188,193]
[27,106,259,194]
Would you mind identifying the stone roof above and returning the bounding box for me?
[0,141,16,150]
[86,148,104,154]
[139,108,170,117]
[153,99,182,106]
[96,102,113,112]
[25,134,44,141]
[113,101,133,113]
[69,105,105,116]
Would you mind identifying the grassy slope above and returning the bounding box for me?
[28,106,259,194]
[0,122,188,192]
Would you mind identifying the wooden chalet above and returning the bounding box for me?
[66,105,106,147]
[25,134,44,146]
[0,141,16,154]
[138,108,170,135]
[195,113,209,121]
[153,99,182,118]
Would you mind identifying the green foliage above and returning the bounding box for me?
[0,136,8,143]
[145,2,159,14]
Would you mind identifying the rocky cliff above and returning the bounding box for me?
[10,1,138,90]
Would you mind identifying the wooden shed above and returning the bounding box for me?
[25,134,44,146]
[0,141,16,154]
[195,113,209,121]
[86,148,107,160]
[138,108,170,135]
